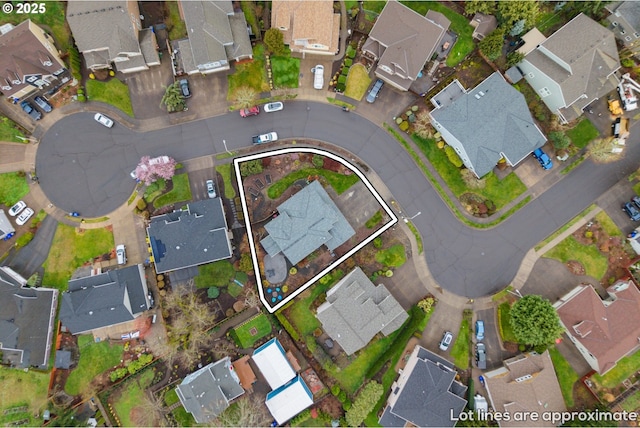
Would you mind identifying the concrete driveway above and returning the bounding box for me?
[125,60,174,119]
[420,299,463,356]
[475,307,519,371]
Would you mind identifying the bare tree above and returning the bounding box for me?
[211,394,272,427]
[587,138,624,163]
[232,86,258,110]
[413,111,434,140]
[130,390,168,427]
[244,287,260,308]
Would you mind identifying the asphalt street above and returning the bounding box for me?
[36,100,640,298]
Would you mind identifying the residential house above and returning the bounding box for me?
[173,0,252,75]
[430,72,547,178]
[0,266,58,369]
[0,20,68,101]
[379,345,467,427]
[176,357,244,423]
[66,0,160,74]
[518,13,620,123]
[606,2,640,60]
[362,1,450,91]
[260,180,355,266]
[147,198,232,274]
[59,264,151,337]
[484,351,566,427]
[271,0,340,56]
[316,267,408,355]
[0,209,15,240]
[470,13,498,41]
[554,279,640,374]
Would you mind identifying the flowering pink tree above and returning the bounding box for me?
[135,156,178,185]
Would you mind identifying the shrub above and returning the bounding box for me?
[312,154,324,168]
[15,232,34,248]
[622,58,635,68]
[338,75,347,84]
[338,390,347,403]
[335,82,346,92]
[238,253,254,273]
[136,198,147,211]
[346,381,383,427]
[344,58,353,67]
[346,45,356,59]
[373,237,382,248]
[331,385,341,396]
[399,121,409,132]
[305,335,317,353]
[444,145,463,168]
[549,131,571,150]
[342,398,352,411]
[207,287,220,299]
[341,67,350,76]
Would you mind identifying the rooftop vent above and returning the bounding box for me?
[515,374,532,382]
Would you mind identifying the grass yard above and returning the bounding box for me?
[622,389,640,412]
[163,389,180,406]
[0,172,29,206]
[544,235,608,280]
[65,335,124,396]
[43,224,114,290]
[567,118,600,149]
[216,163,236,199]
[153,173,192,208]
[0,367,49,426]
[595,211,622,237]
[194,260,235,288]
[344,64,372,101]
[271,49,300,89]
[536,10,565,36]
[86,79,134,117]
[362,1,387,14]
[228,44,270,100]
[166,1,187,40]
[143,178,167,203]
[0,116,25,143]
[112,369,155,427]
[450,317,470,370]
[230,313,272,348]
[498,302,518,342]
[375,244,407,268]
[412,135,526,210]
[228,281,243,297]
[549,347,578,408]
[592,349,640,388]
[268,168,360,199]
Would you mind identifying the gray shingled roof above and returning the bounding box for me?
[59,265,149,334]
[431,72,546,177]
[316,267,408,355]
[0,210,15,239]
[139,29,160,65]
[147,198,232,274]
[614,1,640,29]
[260,180,355,266]
[176,357,244,423]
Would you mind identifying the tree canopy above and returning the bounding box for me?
[264,28,286,56]
[510,295,563,346]
[465,0,497,16]
[160,82,186,112]
[497,1,540,29]
[479,27,505,61]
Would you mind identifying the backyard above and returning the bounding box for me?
[267,168,360,199]
[86,79,134,117]
[0,172,29,206]
[111,369,155,427]
[229,313,273,348]
[0,367,49,426]
[65,335,124,396]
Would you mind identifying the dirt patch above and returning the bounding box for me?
[566,260,586,275]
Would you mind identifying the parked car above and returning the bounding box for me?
[532,148,553,170]
[475,343,487,369]
[20,101,41,121]
[439,331,453,351]
[475,320,485,341]
[16,207,34,226]
[94,113,114,128]
[179,79,191,98]
[312,65,324,90]
[624,202,640,221]
[116,244,127,265]
[366,79,384,103]
[264,102,284,113]
[240,106,260,117]
[8,201,26,216]
[34,96,52,113]
[252,132,278,145]
[206,179,216,198]
[633,196,640,211]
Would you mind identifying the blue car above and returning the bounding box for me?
[624,202,640,221]
[532,148,553,170]
[475,320,485,341]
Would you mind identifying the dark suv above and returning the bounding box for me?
[34,96,52,113]
[624,201,640,221]
[366,79,384,103]
[20,101,42,121]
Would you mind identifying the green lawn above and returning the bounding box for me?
[592,349,640,388]
[194,260,235,288]
[363,1,387,14]
[567,118,600,149]
[86,79,134,117]
[228,281,243,297]
[228,44,270,100]
[498,302,518,342]
[401,1,474,67]
[450,318,470,370]
[375,244,407,268]
[0,172,29,206]
[153,173,192,208]
[0,1,71,52]
[143,178,167,203]
[112,369,155,427]
[216,163,236,199]
[43,224,114,290]
[230,313,272,348]
[544,235,608,280]
[549,347,578,408]
[0,116,25,143]
[345,64,372,101]
[622,389,640,412]
[65,335,124,396]
[166,1,187,40]
[412,135,526,210]
[267,168,360,199]
[0,366,49,426]
[164,389,180,406]
[271,49,300,89]
[595,211,622,237]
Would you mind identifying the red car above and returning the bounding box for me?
[239,106,260,117]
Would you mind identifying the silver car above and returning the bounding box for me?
[439,331,453,351]
[94,113,114,128]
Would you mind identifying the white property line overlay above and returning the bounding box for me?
[233,146,398,313]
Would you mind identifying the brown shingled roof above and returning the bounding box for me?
[271,0,339,53]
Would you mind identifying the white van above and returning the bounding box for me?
[116,244,127,265]
[313,65,324,90]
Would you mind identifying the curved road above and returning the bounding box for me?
[37,100,640,297]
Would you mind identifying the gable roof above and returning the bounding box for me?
[379,346,467,427]
[555,280,640,374]
[260,180,355,266]
[316,267,408,355]
[147,198,232,274]
[0,266,58,369]
[431,72,546,177]
[176,357,244,423]
[271,0,339,53]
[59,264,149,334]
[252,338,296,390]
[470,13,498,40]
[484,351,566,427]
[608,2,640,30]
[266,375,314,425]
[362,1,449,90]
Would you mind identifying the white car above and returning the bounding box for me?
[116,244,127,265]
[206,179,216,198]
[16,207,34,226]
[264,102,283,113]
[8,201,26,216]
[313,65,324,90]
[94,113,114,128]
[252,132,278,145]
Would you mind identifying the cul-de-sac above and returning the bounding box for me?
[2,0,640,426]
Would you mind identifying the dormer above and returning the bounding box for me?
[572,320,594,338]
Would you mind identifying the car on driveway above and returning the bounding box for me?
[475,320,485,341]
[116,244,126,265]
[252,132,278,145]
[94,113,114,128]
[20,101,41,121]
[240,106,260,117]
[439,331,453,351]
[264,102,283,113]
[624,201,640,221]
[475,343,487,369]
[312,65,324,90]
[179,79,191,98]
[16,207,34,226]
[206,179,216,198]
[8,201,26,216]
[532,148,553,170]
[34,96,52,113]
[632,196,640,211]
[366,79,384,103]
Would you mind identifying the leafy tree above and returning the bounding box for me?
[232,86,258,110]
[135,156,178,185]
[240,159,263,177]
[497,1,539,28]
[479,27,505,61]
[160,82,186,112]
[506,51,525,67]
[264,28,286,55]
[549,131,571,150]
[566,0,608,18]
[238,253,254,273]
[465,0,496,15]
[509,19,526,37]
[509,295,563,346]
[346,381,384,427]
